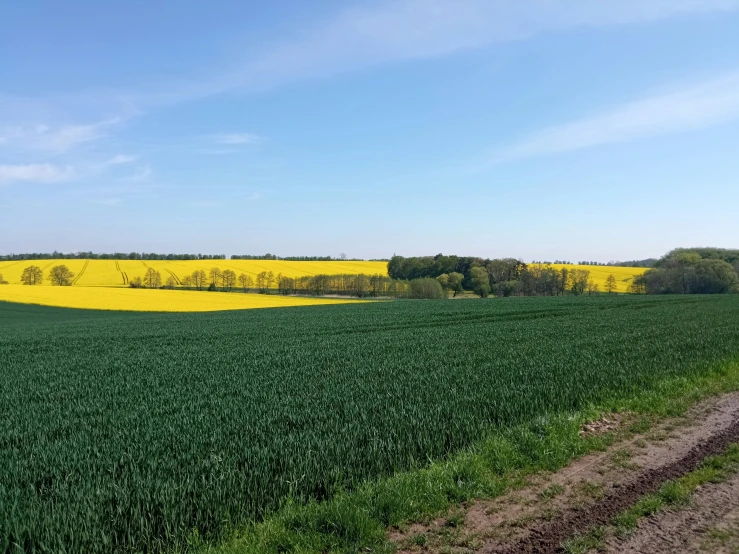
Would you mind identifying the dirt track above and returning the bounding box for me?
[391,392,739,554]
[605,472,739,553]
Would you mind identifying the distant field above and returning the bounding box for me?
[0,284,362,311]
[544,264,646,293]
[0,259,389,287]
[2,296,738,553]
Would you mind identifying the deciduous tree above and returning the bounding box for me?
[21,265,43,285]
[209,268,222,288]
[470,266,491,298]
[221,269,236,290]
[191,270,207,291]
[48,265,75,286]
[144,268,162,288]
[238,273,253,292]
[605,274,617,294]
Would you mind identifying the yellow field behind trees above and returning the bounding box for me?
[0,259,389,287]
[0,285,363,312]
[544,264,646,293]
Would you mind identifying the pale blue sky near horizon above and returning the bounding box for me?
[1,1,738,262]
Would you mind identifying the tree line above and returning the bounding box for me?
[388,255,620,297]
[633,248,739,294]
[0,252,225,261]
[0,265,77,286]
[127,266,445,299]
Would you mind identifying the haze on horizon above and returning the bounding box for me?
[1,1,738,263]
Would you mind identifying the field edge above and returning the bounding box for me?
[195,357,739,554]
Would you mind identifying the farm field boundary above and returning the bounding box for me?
[205,358,739,554]
[1,295,738,553]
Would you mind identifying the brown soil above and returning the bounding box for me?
[605,472,739,553]
[389,392,739,554]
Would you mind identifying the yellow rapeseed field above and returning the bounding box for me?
[0,259,388,287]
[542,264,646,293]
[0,285,362,312]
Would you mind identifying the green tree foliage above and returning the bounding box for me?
[641,250,739,294]
[408,277,446,299]
[47,265,75,286]
[567,269,590,296]
[470,266,491,298]
[20,265,43,285]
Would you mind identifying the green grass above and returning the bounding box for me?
[1,295,739,553]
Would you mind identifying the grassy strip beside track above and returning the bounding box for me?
[1,296,739,553]
[206,358,739,554]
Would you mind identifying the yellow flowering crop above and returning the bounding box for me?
[539,264,647,293]
[0,284,364,312]
[0,259,389,287]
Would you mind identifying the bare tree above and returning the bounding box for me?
[47,265,75,286]
[164,276,176,289]
[586,279,600,295]
[256,271,267,293]
[20,265,43,285]
[238,273,253,292]
[0,273,7,284]
[191,270,207,291]
[181,275,193,287]
[209,267,222,288]
[222,269,236,290]
[605,274,617,294]
[144,268,162,288]
[266,271,275,290]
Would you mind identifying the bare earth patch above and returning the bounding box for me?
[605,472,739,553]
[389,392,739,554]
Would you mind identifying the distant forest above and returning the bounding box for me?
[0,252,226,261]
[389,248,739,296]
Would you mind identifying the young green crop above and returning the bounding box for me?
[1,295,739,553]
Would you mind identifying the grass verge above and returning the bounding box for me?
[200,359,739,554]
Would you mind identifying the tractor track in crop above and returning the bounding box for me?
[164,268,181,285]
[115,261,128,285]
[71,260,89,286]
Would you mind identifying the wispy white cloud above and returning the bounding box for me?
[0,163,76,184]
[239,192,262,201]
[196,0,739,97]
[0,118,121,154]
[488,72,739,163]
[98,154,137,168]
[210,133,260,145]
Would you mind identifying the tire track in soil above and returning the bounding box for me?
[492,418,739,554]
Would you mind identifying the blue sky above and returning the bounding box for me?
[1,0,738,261]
